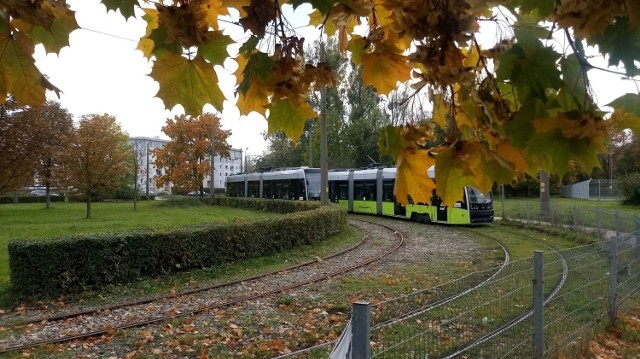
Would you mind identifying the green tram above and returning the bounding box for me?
[328,167,493,224]
[225,166,493,225]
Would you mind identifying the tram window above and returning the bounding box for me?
[227,182,242,197]
[263,181,273,199]
[290,179,305,200]
[382,180,394,202]
[275,180,290,199]
[354,180,376,201]
[329,181,348,202]
[248,181,260,198]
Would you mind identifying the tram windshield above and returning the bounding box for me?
[468,187,492,204]
[305,171,321,200]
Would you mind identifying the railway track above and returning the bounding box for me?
[0,219,404,354]
[278,224,572,359]
[275,222,511,358]
[440,226,569,358]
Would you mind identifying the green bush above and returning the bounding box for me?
[617,172,640,205]
[154,196,208,207]
[0,195,66,204]
[211,197,319,214]
[8,199,347,298]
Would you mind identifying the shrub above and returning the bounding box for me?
[617,172,640,205]
[0,195,66,204]
[9,199,347,298]
[154,196,207,207]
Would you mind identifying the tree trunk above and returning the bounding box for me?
[86,196,92,219]
[45,183,51,209]
[45,159,52,209]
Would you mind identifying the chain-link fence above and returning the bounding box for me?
[334,203,640,359]
[561,179,620,200]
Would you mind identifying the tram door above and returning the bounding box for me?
[437,205,447,221]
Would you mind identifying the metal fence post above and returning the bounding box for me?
[572,205,578,229]
[526,200,530,222]
[352,302,371,359]
[533,251,544,359]
[609,239,618,324]
[636,220,640,262]
[616,210,621,235]
[596,207,601,235]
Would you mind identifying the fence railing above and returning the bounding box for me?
[335,203,640,359]
[561,179,620,200]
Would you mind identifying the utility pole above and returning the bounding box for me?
[319,40,329,206]
[146,143,150,198]
[210,123,216,204]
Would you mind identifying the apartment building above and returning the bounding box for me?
[129,137,243,195]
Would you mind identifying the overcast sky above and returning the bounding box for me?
[34,1,638,158]
[35,0,317,157]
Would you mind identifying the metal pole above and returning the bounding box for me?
[533,250,544,359]
[540,170,550,213]
[319,40,329,206]
[210,125,215,203]
[146,143,150,198]
[352,302,371,359]
[616,210,620,235]
[635,219,640,263]
[501,184,505,220]
[572,205,578,229]
[609,238,618,324]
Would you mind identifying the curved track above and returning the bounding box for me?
[441,227,569,359]
[0,219,404,354]
[275,221,511,358]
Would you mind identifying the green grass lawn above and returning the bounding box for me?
[0,200,278,285]
[498,196,640,216]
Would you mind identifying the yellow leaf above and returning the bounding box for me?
[309,9,331,31]
[611,108,640,135]
[197,0,228,30]
[267,99,317,141]
[435,145,480,207]
[394,147,436,206]
[0,27,49,106]
[432,93,449,129]
[436,141,516,206]
[151,52,225,114]
[137,8,159,59]
[236,80,270,116]
[347,35,366,66]
[462,43,480,68]
[496,141,528,172]
[361,51,411,94]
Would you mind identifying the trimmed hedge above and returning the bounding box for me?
[0,196,66,204]
[211,196,320,213]
[9,199,347,298]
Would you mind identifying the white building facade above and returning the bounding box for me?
[129,137,243,195]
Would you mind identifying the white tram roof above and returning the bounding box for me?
[328,170,350,181]
[261,168,308,181]
[227,168,315,183]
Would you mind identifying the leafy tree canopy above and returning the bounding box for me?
[153,112,231,195]
[2,0,640,205]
